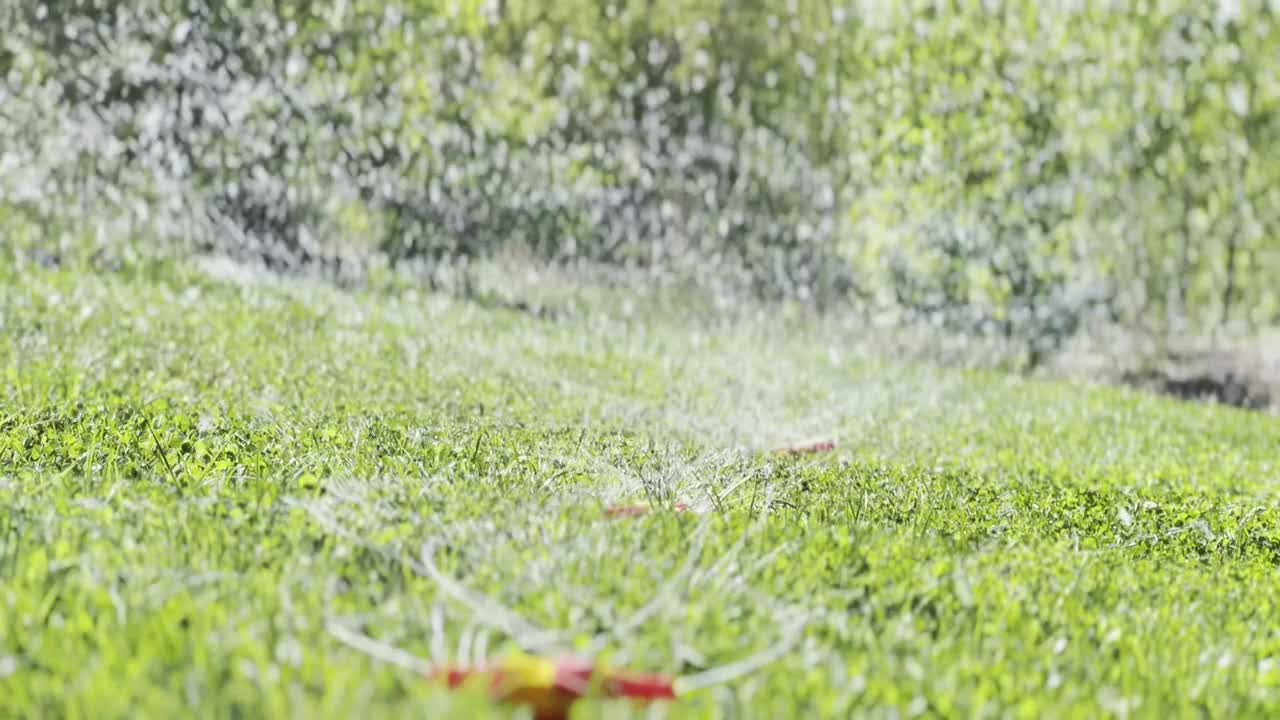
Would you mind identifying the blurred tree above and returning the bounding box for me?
[4,0,1278,360]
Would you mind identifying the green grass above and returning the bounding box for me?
[3,260,1280,719]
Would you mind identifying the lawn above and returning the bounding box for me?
[3,260,1280,719]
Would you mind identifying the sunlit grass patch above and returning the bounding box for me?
[3,264,1280,718]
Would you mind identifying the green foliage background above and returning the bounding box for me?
[4,0,1279,358]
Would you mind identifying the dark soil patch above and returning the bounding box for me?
[1122,361,1273,412]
